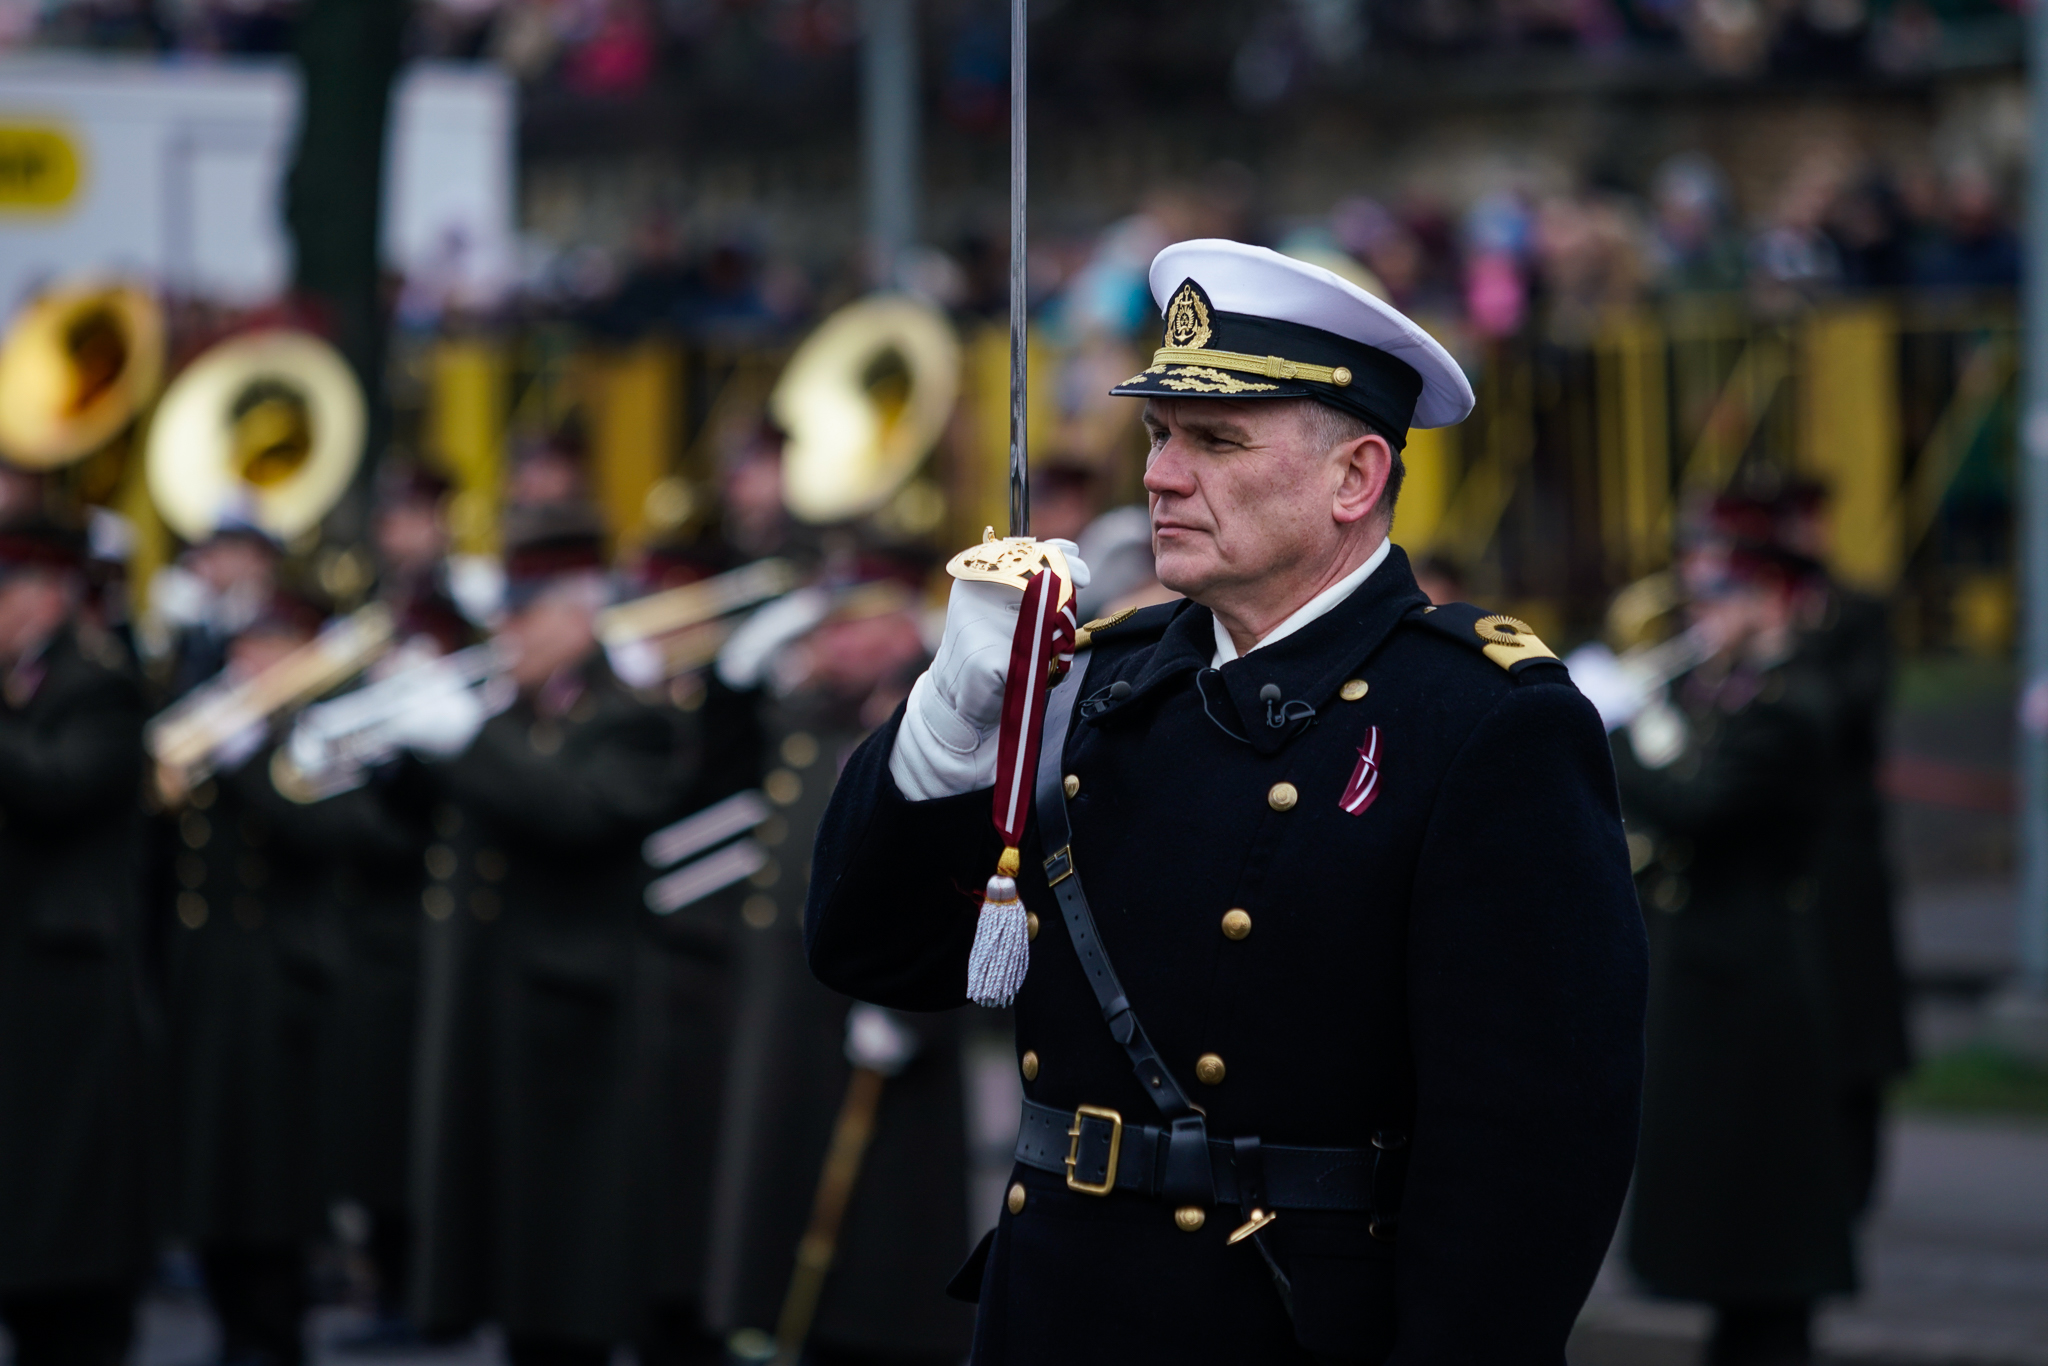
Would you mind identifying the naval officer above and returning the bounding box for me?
[804,240,1647,1363]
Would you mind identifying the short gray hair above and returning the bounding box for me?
[1296,400,1405,523]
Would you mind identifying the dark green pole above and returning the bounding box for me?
[283,0,407,522]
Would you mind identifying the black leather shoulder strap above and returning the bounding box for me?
[1034,648,1214,1203]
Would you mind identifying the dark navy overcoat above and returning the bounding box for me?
[805,548,1647,1364]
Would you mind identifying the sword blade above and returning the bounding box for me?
[1007,0,1029,538]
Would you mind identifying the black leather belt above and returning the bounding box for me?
[1014,1099,1382,1212]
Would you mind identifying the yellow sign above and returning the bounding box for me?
[0,123,82,211]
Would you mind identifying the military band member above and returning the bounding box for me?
[163,589,345,1366]
[0,512,153,1366]
[405,505,716,1366]
[1621,516,1858,1366]
[322,463,480,1346]
[804,242,1647,1362]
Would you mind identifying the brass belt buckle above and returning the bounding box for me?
[1064,1105,1123,1196]
[1044,845,1074,887]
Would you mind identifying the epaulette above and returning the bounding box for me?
[1405,601,1566,680]
[1075,600,1178,651]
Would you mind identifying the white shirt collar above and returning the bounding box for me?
[1209,536,1392,668]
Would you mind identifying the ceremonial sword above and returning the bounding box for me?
[944,0,1073,598]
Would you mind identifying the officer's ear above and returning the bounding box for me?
[1331,429,1394,529]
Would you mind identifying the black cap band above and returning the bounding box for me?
[1109,279,1426,449]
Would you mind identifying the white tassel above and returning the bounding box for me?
[967,865,1030,1007]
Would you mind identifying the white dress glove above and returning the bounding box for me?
[889,539,1089,801]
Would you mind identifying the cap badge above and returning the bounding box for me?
[1163,281,1213,350]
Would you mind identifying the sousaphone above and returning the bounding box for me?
[145,330,365,543]
[0,280,165,468]
[770,293,960,526]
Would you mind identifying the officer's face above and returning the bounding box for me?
[1140,398,1388,606]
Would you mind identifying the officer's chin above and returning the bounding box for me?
[1149,551,1212,604]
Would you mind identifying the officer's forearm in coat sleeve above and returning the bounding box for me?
[807,706,999,1012]
[0,674,142,821]
[1394,681,1648,1363]
[435,709,694,849]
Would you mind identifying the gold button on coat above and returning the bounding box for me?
[1340,679,1370,701]
[1063,774,1080,798]
[1195,1053,1227,1085]
[1174,1206,1206,1232]
[1007,1183,1027,1215]
[1020,1050,1039,1081]
[1026,911,1040,941]
[1221,909,1252,940]
[1267,782,1298,812]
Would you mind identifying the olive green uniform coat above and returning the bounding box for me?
[0,629,155,1295]
[163,751,353,1247]
[706,699,974,1359]
[316,773,434,1223]
[1618,660,1857,1302]
[408,660,709,1346]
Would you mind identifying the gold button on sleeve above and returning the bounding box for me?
[1267,782,1298,812]
[1174,1206,1206,1232]
[1195,1053,1226,1085]
[1007,1183,1027,1215]
[1221,909,1251,940]
[1020,1050,1039,1081]
[1340,678,1369,701]
[1063,774,1080,798]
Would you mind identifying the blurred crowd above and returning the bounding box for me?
[0,0,2026,89]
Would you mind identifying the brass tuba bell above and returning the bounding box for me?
[0,280,165,469]
[770,293,960,526]
[145,330,366,544]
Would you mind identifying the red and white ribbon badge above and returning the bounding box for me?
[1339,725,1382,816]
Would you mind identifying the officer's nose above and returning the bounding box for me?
[1142,438,1196,499]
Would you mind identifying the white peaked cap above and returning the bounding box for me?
[1146,239,1475,429]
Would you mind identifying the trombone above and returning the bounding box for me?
[599,557,798,689]
[147,604,396,805]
